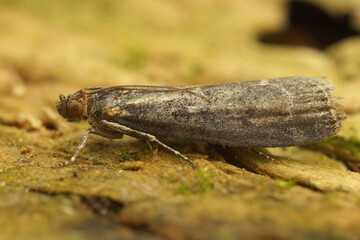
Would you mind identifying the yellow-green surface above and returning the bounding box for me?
[1,0,360,239]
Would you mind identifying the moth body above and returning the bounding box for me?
[56,76,345,166]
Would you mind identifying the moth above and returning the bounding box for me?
[56,76,345,166]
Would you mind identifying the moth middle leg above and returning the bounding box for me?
[100,120,194,166]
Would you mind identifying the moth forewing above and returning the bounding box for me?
[93,76,344,148]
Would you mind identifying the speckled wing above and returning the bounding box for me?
[91,76,345,148]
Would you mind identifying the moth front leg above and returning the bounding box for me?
[100,120,194,166]
[54,128,123,168]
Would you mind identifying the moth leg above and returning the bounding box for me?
[248,148,278,164]
[145,141,153,151]
[53,128,123,168]
[100,120,194,166]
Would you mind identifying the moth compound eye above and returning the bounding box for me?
[67,101,84,117]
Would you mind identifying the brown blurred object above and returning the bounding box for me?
[0,59,26,97]
[20,145,32,154]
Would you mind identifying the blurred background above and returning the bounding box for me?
[1,0,360,136]
[2,0,360,239]
[1,0,360,116]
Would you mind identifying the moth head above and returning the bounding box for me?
[56,92,88,122]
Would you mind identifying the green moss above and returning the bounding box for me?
[324,136,360,158]
[110,46,149,70]
[178,167,213,195]
[115,149,140,161]
[165,174,178,183]
[124,47,148,69]
[275,179,296,187]
[183,62,202,85]
[324,192,336,202]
